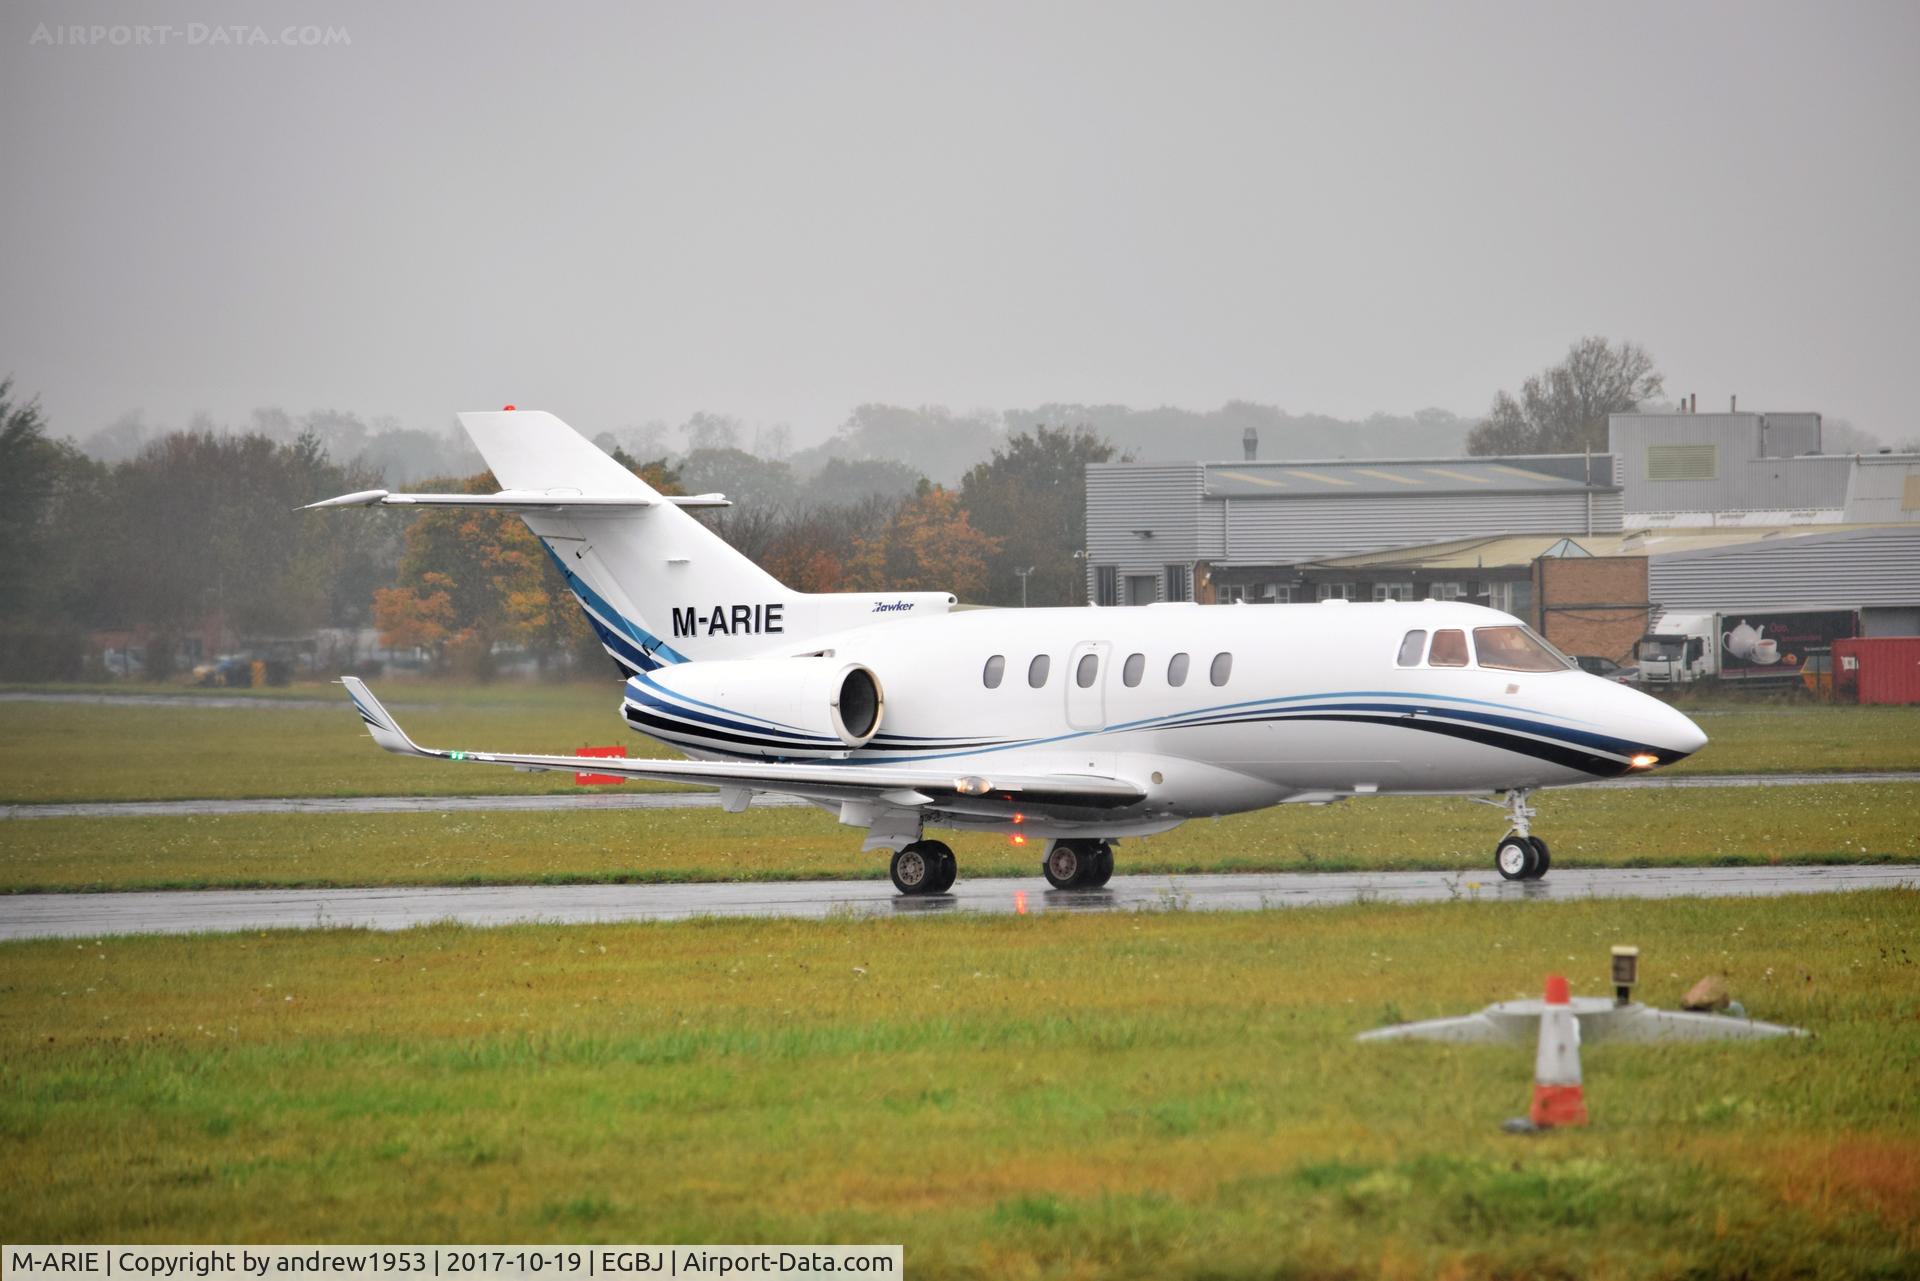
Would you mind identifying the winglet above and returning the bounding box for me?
[340,677,431,757]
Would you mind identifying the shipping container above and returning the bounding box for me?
[1833,637,1920,705]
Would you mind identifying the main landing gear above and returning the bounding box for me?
[1042,839,1115,890]
[890,840,956,895]
[1482,789,1551,881]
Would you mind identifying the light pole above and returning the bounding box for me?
[1014,566,1036,608]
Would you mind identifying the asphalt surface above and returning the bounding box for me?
[2,864,1912,941]
[5,772,1915,821]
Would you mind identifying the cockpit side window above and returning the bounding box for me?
[1474,625,1572,672]
[1396,630,1427,667]
[1429,629,1469,667]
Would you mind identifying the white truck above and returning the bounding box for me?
[1633,609,1858,686]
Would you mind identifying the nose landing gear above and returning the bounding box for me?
[1479,789,1550,881]
[1042,839,1115,889]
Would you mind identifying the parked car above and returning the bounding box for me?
[1574,654,1640,683]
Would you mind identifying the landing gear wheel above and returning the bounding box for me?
[890,842,942,895]
[1495,835,1537,881]
[1526,835,1551,878]
[1043,840,1091,889]
[1088,843,1114,887]
[927,843,957,893]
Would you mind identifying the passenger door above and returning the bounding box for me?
[1065,640,1111,731]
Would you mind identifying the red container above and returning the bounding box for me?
[1833,637,1920,705]
[573,744,629,786]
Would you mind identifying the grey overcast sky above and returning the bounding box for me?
[2,0,1915,444]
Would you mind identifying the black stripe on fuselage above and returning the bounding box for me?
[1277,712,1640,777]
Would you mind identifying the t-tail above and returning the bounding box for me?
[306,409,953,674]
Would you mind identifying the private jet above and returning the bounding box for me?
[313,409,1708,895]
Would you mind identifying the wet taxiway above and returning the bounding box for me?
[2,864,1911,941]
[5,772,1914,821]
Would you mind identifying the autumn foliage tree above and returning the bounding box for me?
[847,484,999,599]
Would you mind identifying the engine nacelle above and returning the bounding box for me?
[627,657,884,759]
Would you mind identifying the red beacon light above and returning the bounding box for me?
[502,404,516,411]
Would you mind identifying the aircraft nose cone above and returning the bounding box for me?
[1662,704,1709,757]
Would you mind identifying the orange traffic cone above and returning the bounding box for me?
[1529,974,1589,1128]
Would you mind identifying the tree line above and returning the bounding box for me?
[0,377,1116,681]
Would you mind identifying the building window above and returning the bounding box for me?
[1122,652,1145,686]
[1167,652,1190,686]
[1126,574,1157,605]
[982,655,1005,688]
[1429,581,1466,601]
[1164,564,1189,602]
[1094,565,1119,607]
[1220,583,1281,605]
[1209,652,1233,686]
[1075,653,1099,688]
[1429,629,1470,667]
[1372,582,1415,602]
[1397,630,1427,666]
[1316,582,1355,601]
[1646,443,1718,481]
[1027,655,1051,688]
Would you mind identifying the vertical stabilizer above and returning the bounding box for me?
[457,410,792,672]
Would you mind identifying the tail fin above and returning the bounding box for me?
[458,410,795,672]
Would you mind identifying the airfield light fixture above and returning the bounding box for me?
[1611,945,1640,1007]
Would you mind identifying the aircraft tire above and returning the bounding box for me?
[890,842,940,895]
[1043,840,1089,889]
[927,842,957,893]
[1495,835,1535,881]
[1526,836,1551,878]
[1088,843,1114,887]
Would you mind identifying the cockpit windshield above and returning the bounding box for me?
[1473,625,1574,673]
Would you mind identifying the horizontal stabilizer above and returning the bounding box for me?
[303,489,729,511]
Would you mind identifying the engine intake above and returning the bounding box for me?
[631,657,885,759]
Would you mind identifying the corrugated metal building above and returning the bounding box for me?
[1292,524,1920,642]
[1610,410,1920,525]
[1648,525,1920,635]
[1085,455,1621,605]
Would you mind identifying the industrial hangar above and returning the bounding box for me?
[1085,407,1920,666]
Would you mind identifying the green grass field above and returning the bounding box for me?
[4,783,1915,893]
[3,684,1919,805]
[2,893,1914,1276]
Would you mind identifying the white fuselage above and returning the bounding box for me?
[621,600,1708,840]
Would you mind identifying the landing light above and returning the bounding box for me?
[1011,834,1027,846]
[1629,753,1660,769]
[954,775,990,795]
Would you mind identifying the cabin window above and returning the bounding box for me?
[1076,653,1099,688]
[1122,652,1145,686]
[1429,629,1469,667]
[1027,654,1051,688]
[1210,652,1233,686]
[1396,630,1427,667]
[1475,626,1572,672]
[982,654,1005,688]
[1167,652,1191,686]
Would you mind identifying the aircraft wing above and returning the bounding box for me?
[341,678,1145,811]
